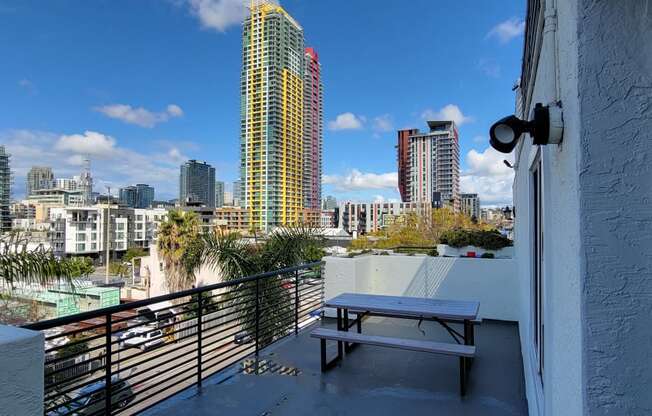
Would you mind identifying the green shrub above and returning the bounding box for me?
[440,229,512,250]
[480,252,495,259]
[378,251,390,256]
[427,248,439,257]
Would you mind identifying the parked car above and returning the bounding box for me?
[234,331,253,345]
[116,325,153,345]
[123,329,165,351]
[48,378,134,415]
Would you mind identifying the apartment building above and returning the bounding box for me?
[397,121,460,209]
[460,193,480,220]
[240,2,307,232]
[49,206,130,260]
[133,208,167,248]
[503,1,652,414]
[303,47,323,212]
[320,209,336,229]
[180,160,216,208]
[26,166,54,196]
[0,146,10,233]
[214,206,248,233]
[338,201,434,235]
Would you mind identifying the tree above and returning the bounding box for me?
[68,257,95,277]
[123,247,147,263]
[157,210,203,295]
[0,233,75,288]
[201,226,325,348]
[109,261,129,278]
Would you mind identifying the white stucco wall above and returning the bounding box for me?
[140,244,224,298]
[513,1,583,415]
[0,325,44,416]
[324,255,518,321]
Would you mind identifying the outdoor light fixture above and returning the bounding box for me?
[489,102,563,153]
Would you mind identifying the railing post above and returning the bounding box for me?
[294,270,299,335]
[197,293,203,389]
[255,278,260,356]
[104,313,112,415]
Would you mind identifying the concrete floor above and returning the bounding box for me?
[146,318,528,416]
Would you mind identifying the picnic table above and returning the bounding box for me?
[311,293,480,395]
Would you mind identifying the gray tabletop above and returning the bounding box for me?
[325,293,479,321]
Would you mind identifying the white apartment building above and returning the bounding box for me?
[49,206,130,260]
[338,201,434,235]
[133,208,167,248]
[460,193,480,220]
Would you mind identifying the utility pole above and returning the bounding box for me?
[105,186,111,285]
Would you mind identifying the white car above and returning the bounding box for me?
[118,326,153,343]
[123,329,166,351]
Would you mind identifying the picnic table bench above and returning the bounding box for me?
[310,293,480,395]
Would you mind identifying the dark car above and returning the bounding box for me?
[234,331,254,345]
[48,378,134,415]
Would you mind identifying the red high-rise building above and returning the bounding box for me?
[397,129,417,202]
[303,47,323,213]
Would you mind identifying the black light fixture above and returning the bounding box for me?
[489,102,563,154]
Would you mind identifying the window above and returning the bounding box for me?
[76,233,86,241]
[76,243,85,252]
[91,233,97,241]
[531,154,544,382]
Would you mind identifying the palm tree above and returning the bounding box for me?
[156,210,203,295]
[201,226,325,348]
[0,232,75,289]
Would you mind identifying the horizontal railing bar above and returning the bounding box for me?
[45,342,107,366]
[24,262,322,330]
[114,352,198,386]
[201,341,255,369]
[111,332,197,369]
[112,367,197,415]
[44,373,106,405]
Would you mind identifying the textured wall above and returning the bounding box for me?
[578,1,652,414]
[0,325,44,416]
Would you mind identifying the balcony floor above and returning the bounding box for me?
[146,317,527,416]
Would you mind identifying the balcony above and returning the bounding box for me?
[15,255,525,416]
[145,318,525,416]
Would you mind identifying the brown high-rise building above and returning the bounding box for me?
[397,129,417,202]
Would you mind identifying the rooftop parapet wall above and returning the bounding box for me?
[323,255,518,321]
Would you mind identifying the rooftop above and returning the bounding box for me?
[146,317,527,416]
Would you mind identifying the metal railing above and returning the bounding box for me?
[24,261,324,416]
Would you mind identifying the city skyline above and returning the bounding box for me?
[0,0,523,206]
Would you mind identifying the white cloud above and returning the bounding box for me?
[323,169,397,192]
[185,0,278,32]
[421,104,474,126]
[373,194,399,204]
[372,114,393,133]
[461,147,514,206]
[0,129,195,200]
[472,135,487,144]
[487,17,525,43]
[56,131,117,157]
[328,112,365,131]
[94,104,184,128]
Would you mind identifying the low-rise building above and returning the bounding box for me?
[27,188,83,206]
[320,210,336,228]
[214,206,248,233]
[338,201,435,235]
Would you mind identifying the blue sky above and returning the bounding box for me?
[0,0,524,205]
